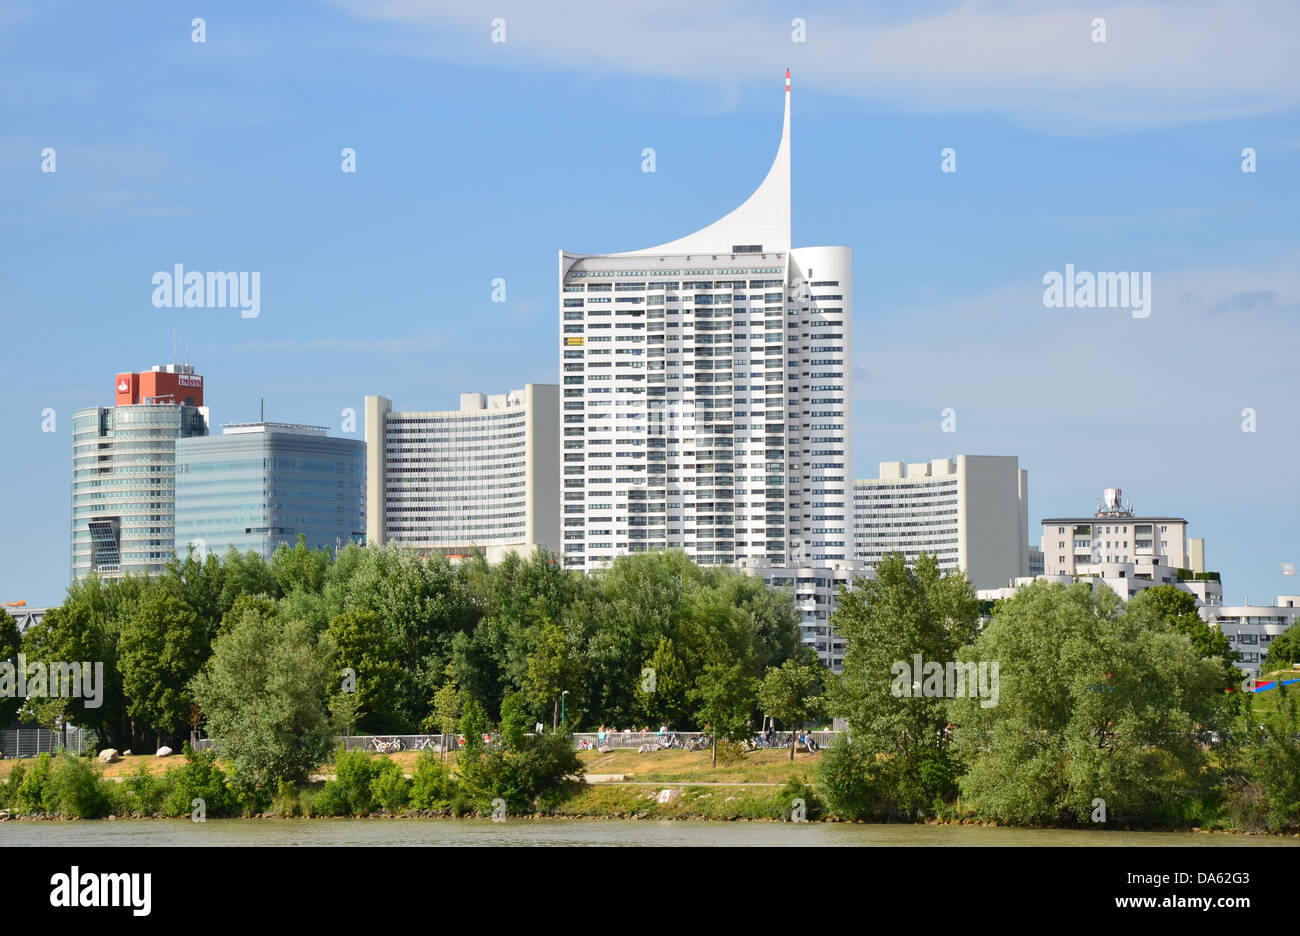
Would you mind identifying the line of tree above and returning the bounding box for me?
[821,553,1300,831]
[10,541,815,753]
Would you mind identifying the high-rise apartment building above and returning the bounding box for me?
[70,363,209,581]
[738,557,871,671]
[364,386,560,561]
[853,455,1029,590]
[558,71,852,571]
[175,422,365,560]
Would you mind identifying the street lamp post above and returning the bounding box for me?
[561,690,569,729]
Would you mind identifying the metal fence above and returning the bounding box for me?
[189,730,842,756]
[193,734,457,755]
[340,734,455,753]
[572,730,840,750]
[0,726,93,759]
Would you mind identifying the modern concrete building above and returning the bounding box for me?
[364,386,560,561]
[1201,597,1300,675]
[1041,488,1190,575]
[175,422,365,560]
[977,556,1223,606]
[738,558,871,671]
[70,363,210,581]
[852,455,1029,590]
[557,70,852,571]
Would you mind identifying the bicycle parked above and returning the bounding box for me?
[657,731,685,750]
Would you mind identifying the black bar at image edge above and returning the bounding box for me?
[4,843,1287,922]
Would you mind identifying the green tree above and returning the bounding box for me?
[634,636,691,728]
[1128,586,1237,692]
[831,553,963,788]
[269,534,331,596]
[425,669,463,761]
[527,622,585,729]
[327,608,407,732]
[159,545,226,644]
[21,576,130,747]
[695,661,758,768]
[189,609,334,787]
[1265,625,1300,670]
[950,581,1223,826]
[118,589,206,748]
[0,610,23,727]
[218,547,279,611]
[758,657,826,760]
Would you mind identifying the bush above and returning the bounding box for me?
[273,780,300,817]
[122,762,167,816]
[715,740,747,766]
[227,767,272,817]
[457,731,581,815]
[769,777,824,821]
[163,744,235,817]
[371,758,411,813]
[45,754,110,819]
[297,786,321,817]
[817,737,883,821]
[410,752,457,812]
[318,750,379,816]
[15,752,54,815]
[2,761,26,809]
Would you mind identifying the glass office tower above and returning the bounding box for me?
[70,363,210,582]
[174,422,365,560]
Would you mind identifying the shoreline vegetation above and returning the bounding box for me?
[1,743,1297,835]
[5,544,1300,835]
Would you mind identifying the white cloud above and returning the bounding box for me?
[328,0,1300,130]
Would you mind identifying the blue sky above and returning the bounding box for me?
[2,0,1298,606]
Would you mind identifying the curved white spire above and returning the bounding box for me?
[612,70,791,257]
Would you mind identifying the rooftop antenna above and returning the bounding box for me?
[260,397,264,422]
[172,328,177,365]
[185,329,190,367]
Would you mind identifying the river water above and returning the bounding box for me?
[3,819,1297,846]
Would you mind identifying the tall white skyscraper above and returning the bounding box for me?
[558,71,852,571]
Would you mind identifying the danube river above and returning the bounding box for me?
[4,819,1298,846]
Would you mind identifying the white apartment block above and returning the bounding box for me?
[557,71,852,571]
[1041,488,1190,574]
[977,556,1222,606]
[364,386,560,561]
[738,558,872,671]
[1201,597,1300,676]
[852,455,1029,590]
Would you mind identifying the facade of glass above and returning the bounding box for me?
[71,402,211,581]
[174,423,365,560]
